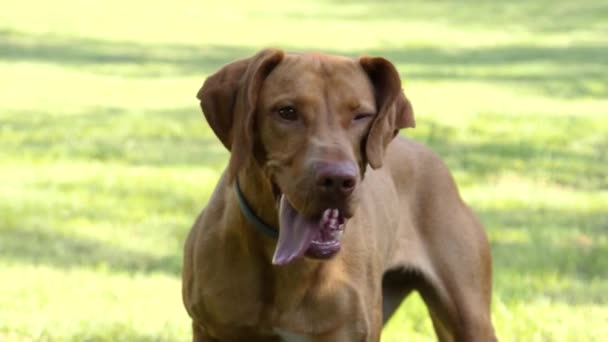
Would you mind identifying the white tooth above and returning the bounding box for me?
[331,209,339,219]
[329,218,337,227]
[336,230,344,241]
[322,209,330,222]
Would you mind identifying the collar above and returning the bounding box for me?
[234,179,279,239]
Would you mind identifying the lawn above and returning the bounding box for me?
[1,0,607,341]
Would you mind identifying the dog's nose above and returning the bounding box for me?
[315,161,357,195]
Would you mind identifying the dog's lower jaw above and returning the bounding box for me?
[272,195,346,265]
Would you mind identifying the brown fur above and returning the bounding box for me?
[182,49,497,341]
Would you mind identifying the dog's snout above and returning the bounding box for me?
[315,161,358,195]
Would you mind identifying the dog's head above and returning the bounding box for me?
[198,49,414,264]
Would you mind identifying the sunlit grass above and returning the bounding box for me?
[1,0,607,340]
[0,265,188,341]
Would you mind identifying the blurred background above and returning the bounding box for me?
[1,0,607,340]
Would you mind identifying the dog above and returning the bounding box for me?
[182,49,497,341]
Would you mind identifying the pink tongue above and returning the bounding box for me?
[272,196,320,265]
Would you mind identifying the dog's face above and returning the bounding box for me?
[198,49,414,265]
[256,54,376,220]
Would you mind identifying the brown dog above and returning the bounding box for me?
[182,49,497,341]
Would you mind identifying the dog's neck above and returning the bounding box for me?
[234,162,279,233]
[232,162,324,273]
[234,179,278,238]
[230,161,282,263]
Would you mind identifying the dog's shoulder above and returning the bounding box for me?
[385,135,461,196]
[385,135,443,174]
[387,135,444,165]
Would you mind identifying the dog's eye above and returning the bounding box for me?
[353,113,374,121]
[277,106,299,121]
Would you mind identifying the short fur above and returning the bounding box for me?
[182,49,497,341]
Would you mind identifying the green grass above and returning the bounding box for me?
[1,0,607,340]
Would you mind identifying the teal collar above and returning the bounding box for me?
[234,180,279,239]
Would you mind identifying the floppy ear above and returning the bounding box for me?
[197,49,284,182]
[360,56,415,169]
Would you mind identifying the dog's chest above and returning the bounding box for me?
[196,260,360,339]
[273,328,308,342]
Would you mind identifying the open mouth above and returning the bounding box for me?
[272,194,346,265]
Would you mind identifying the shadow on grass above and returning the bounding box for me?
[321,0,608,34]
[481,206,608,305]
[434,138,607,191]
[0,29,253,77]
[410,115,608,191]
[2,29,607,98]
[483,207,608,275]
[0,227,182,275]
[2,106,229,168]
[368,44,608,98]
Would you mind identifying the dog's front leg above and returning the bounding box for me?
[315,329,375,342]
[314,312,382,342]
[191,321,217,342]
